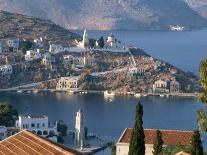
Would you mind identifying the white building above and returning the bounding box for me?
[153,79,169,93]
[0,126,7,140]
[16,115,57,140]
[76,29,89,49]
[49,44,64,54]
[116,128,193,155]
[0,65,13,75]
[170,80,180,93]
[6,39,19,50]
[103,33,128,51]
[75,109,86,147]
[56,77,80,90]
[25,50,43,61]
[34,38,44,48]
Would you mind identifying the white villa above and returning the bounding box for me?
[25,49,43,61]
[6,39,19,51]
[75,109,86,147]
[0,126,7,140]
[0,65,13,75]
[152,79,169,93]
[56,77,80,90]
[16,115,57,141]
[116,128,193,155]
[49,44,64,54]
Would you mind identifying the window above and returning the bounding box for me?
[31,123,35,128]
[37,123,40,128]
[42,123,45,127]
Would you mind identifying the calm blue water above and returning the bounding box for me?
[0,92,205,138]
[74,30,207,75]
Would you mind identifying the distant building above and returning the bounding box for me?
[170,80,180,93]
[16,115,57,141]
[56,77,80,90]
[0,130,83,155]
[34,38,44,48]
[76,29,89,49]
[153,79,169,93]
[116,128,193,155]
[0,65,13,75]
[42,53,52,67]
[49,44,64,54]
[0,126,7,140]
[75,109,86,147]
[25,50,43,61]
[6,39,19,50]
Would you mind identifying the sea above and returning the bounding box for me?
[1,30,207,154]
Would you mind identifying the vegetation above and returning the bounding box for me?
[0,103,18,127]
[171,143,191,155]
[111,145,116,155]
[57,120,68,136]
[190,130,203,155]
[128,102,145,155]
[98,37,104,48]
[197,110,207,132]
[19,40,33,52]
[153,130,164,155]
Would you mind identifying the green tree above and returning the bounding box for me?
[190,130,203,155]
[111,145,116,155]
[20,40,33,52]
[0,103,18,127]
[57,120,68,136]
[153,130,164,155]
[98,37,105,48]
[128,102,145,155]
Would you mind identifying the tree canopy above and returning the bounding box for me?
[190,130,203,155]
[128,102,145,155]
[0,103,18,127]
[153,130,164,155]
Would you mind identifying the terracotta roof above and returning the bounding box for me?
[175,151,191,155]
[0,130,83,155]
[119,128,193,146]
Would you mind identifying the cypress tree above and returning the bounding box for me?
[190,130,203,155]
[128,102,145,155]
[153,130,164,155]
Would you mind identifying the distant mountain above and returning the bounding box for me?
[184,0,207,19]
[0,10,79,45]
[0,0,206,30]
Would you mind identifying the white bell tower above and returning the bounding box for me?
[75,109,85,147]
[82,29,89,48]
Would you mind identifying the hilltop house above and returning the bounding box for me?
[0,130,83,155]
[0,65,13,75]
[16,115,57,142]
[56,77,80,90]
[116,128,193,155]
[25,49,43,61]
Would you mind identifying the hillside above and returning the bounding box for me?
[184,0,207,19]
[0,10,79,45]
[0,0,206,30]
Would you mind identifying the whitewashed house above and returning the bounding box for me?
[170,80,180,93]
[153,79,169,93]
[0,126,7,140]
[0,65,13,75]
[6,39,19,51]
[25,50,43,61]
[16,115,57,141]
[116,128,193,155]
[56,77,80,90]
[49,44,64,54]
[34,38,44,48]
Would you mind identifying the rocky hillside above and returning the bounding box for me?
[0,10,79,45]
[184,0,207,19]
[0,0,206,30]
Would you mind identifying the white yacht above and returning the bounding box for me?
[170,25,185,31]
[104,90,115,96]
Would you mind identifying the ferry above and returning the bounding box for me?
[104,90,115,96]
[170,25,185,31]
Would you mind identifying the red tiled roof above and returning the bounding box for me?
[0,130,83,155]
[119,128,193,146]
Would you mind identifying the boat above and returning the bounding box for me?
[17,90,22,93]
[104,90,115,96]
[33,89,38,93]
[160,94,165,97]
[170,25,185,31]
[134,93,142,98]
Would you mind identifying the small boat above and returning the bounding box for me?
[33,89,38,93]
[104,90,115,96]
[160,94,165,97]
[134,93,142,98]
[17,90,22,93]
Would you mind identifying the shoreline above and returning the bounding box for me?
[0,89,200,98]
